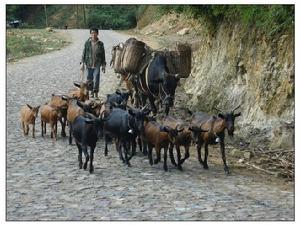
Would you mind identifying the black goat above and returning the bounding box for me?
[72,114,104,173]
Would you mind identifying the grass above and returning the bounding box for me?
[6,29,70,62]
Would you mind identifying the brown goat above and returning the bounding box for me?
[62,96,85,144]
[48,94,68,137]
[190,105,241,174]
[77,99,104,117]
[163,115,208,170]
[68,82,89,101]
[40,104,62,140]
[20,104,40,138]
[142,120,182,171]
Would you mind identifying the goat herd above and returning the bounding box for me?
[20,75,241,176]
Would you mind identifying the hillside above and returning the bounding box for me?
[133,11,294,153]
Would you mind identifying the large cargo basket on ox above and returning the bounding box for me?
[111,43,126,74]
[165,42,192,78]
[122,38,146,74]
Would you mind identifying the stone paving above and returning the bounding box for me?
[6,29,294,221]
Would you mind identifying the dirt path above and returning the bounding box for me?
[6,29,294,221]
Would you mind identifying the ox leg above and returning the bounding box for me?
[220,140,230,174]
[169,143,177,167]
[68,123,73,145]
[197,141,204,165]
[180,146,190,165]
[154,146,161,164]
[89,145,95,173]
[203,143,209,169]
[76,141,83,169]
[147,144,153,165]
[176,145,183,171]
[163,147,168,171]
[82,145,90,170]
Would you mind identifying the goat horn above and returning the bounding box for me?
[232,104,241,112]
[141,103,150,111]
[213,106,223,113]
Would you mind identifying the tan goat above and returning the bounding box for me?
[40,104,62,140]
[20,104,40,138]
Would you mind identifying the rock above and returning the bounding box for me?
[230,149,244,158]
[177,28,189,35]
[45,27,53,32]
[243,151,253,159]
[238,158,245,164]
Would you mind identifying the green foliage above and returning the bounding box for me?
[6,29,70,61]
[86,5,137,29]
[153,5,294,37]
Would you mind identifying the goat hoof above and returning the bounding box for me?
[164,167,168,172]
[178,166,183,171]
[89,168,94,173]
[225,169,230,175]
[203,165,209,170]
[127,163,131,167]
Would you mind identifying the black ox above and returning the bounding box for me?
[133,54,180,116]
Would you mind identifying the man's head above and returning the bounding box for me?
[90,28,99,40]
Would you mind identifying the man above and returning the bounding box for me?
[81,28,106,98]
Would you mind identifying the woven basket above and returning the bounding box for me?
[113,43,125,74]
[175,42,192,78]
[122,38,146,73]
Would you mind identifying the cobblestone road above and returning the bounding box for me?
[6,29,294,221]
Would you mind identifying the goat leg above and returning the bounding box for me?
[197,142,204,165]
[32,122,35,138]
[163,147,168,171]
[89,146,95,173]
[220,140,230,174]
[203,143,209,169]
[176,145,183,171]
[154,146,161,164]
[179,146,190,165]
[148,144,153,165]
[82,145,89,170]
[169,143,177,166]
[76,142,83,169]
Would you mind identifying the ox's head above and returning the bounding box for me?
[215,105,241,137]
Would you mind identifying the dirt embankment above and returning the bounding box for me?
[121,12,294,181]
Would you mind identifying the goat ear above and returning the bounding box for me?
[36,105,40,110]
[77,101,84,108]
[115,89,121,95]
[73,82,80,88]
[218,113,225,119]
[128,109,135,116]
[234,112,241,118]
[26,104,32,110]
